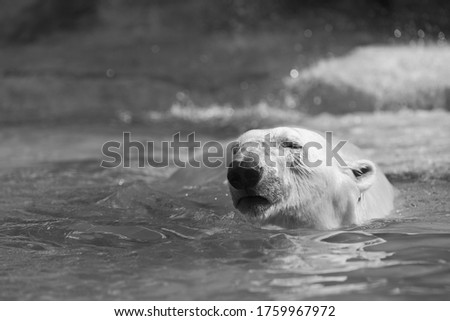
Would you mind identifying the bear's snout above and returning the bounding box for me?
[227,158,263,190]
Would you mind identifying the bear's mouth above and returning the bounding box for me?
[236,195,272,217]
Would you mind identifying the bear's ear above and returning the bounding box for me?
[348,160,377,192]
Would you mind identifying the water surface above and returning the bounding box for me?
[0,125,449,300]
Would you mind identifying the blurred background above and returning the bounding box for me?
[1,0,449,132]
[1,1,450,301]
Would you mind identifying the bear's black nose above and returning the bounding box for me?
[227,159,262,190]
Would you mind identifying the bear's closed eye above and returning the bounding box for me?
[280,141,302,149]
[229,142,240,155]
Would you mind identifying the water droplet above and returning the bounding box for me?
[176,92,187,101]
[117,110,132,124]
[106,69,115,78]
[304,29,312,38]
[290,69,299,79]
[417,29,425,38]
[394,29,402,38]
[284,95,297,109]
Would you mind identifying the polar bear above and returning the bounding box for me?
[227,127,394,229]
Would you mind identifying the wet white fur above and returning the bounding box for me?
[232,127,395,229]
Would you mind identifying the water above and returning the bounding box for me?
[0,125,449,300]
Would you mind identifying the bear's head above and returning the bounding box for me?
[227,127,378,229]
